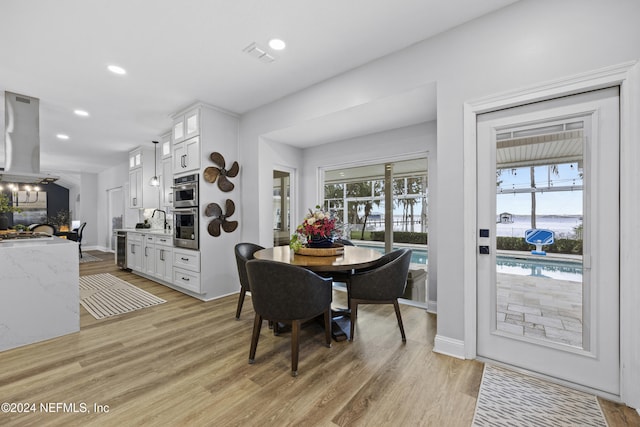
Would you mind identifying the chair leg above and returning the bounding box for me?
[235,287,246,319]
[291,320,300,377]
[393,300,407,342]
[349,302,358,341]
[248,314,262,364]
[324,308,332,348]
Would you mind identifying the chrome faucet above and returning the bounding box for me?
[152,209,168,231]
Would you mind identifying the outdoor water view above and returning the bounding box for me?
[493,121,586,349]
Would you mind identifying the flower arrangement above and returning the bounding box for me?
[290,205,338,251]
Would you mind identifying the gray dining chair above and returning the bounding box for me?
[246,259,333,376]
[348,248,412,342]
[234,242,264,319]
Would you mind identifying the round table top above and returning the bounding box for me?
[254,245,382,272]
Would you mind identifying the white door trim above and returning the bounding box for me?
[462,61,640,407]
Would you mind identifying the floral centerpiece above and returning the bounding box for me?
[290,205,339,251]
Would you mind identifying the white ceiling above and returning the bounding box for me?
[0,0,518,177]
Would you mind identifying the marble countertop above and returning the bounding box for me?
[0,235,75,248]
[116,228,172,235]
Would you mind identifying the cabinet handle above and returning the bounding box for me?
[181,257,189,261]
[133,197,137,206]
[182,277,190,281]
[160,249,164,261]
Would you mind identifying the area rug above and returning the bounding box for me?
[79,253,102,263]
[80,273,166,319]
[472,365,608,427]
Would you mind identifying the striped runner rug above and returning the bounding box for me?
[80,273,166,319]
[473,365,608,427]
[79,253,102,263]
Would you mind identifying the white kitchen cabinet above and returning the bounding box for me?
[161,156,173,208]
[173,248,201,293]
[129,147,142,170]
[154,235,173,283]
[160,132,171,160]
[129,168,142,208]
[128,145,158,209]
[127,232,143,271]
[173,136,200,174]
[143,234,156,276]
[172,108,199,144]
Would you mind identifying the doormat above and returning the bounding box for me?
[80,273,166,319]
[472,365,608,427]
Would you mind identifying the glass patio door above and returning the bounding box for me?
[476,87,620,394]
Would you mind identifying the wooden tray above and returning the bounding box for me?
[296,243,344,257]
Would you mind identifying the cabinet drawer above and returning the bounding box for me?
[173,267,201,293]
[154,235,173,247]
[128,232,142,243]
[173,249,200,272]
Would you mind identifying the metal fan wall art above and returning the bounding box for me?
[204,152,239,192]
[205,199,238,237]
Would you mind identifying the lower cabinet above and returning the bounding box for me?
[173,249,201,293]
[127,233,143,271]
[154,237,173,283]
[126,231,200,296]
[143,235,156,276]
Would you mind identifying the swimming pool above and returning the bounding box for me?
[357,244,427,265]
[356,243,582,281]
[496,255,583,281]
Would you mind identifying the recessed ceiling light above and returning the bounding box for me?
[107,65,126,75]
[56,134,70,140]
[74,109,89,117]
[268,38,286,50]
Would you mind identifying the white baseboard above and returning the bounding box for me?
[433,335,466,359]
[427,300,437,314]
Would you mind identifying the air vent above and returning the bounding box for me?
[242,42,275,63]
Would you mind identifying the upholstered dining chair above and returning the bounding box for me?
[234,242,265,319]
[31,223,56,235]
[75,222,86,258]
[245,259,333,377]
[348,248,412,342]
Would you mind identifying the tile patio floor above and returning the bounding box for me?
[496,272,583,347]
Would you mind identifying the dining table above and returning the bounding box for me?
[254,245,382,340]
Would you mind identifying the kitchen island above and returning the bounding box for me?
[0,236,79,352]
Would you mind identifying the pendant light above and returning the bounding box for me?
[149,140,160,186]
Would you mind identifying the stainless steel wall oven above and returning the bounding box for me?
[173,173,198,207]
[173,207,199,250]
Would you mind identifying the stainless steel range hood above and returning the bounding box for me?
[2,91,58,185]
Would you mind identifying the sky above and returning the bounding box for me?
[496,163,583,216]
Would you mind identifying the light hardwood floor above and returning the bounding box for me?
[0,251,637,426]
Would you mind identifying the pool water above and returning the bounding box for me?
[363,245,427,265]
[357,243,582,281]
[496,255,583,281]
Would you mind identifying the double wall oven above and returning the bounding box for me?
[173,173,199,250]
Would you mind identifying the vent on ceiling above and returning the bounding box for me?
[243,42,275,63]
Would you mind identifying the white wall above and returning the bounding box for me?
[97,161,129,250]
[78,172,98,249]
[238,0,640,407]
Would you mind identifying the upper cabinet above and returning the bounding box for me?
[129,147,142,170]
[172,108,199,144]
[160,132,172,160]
[173,136,200,174]
[128,145,158,209]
